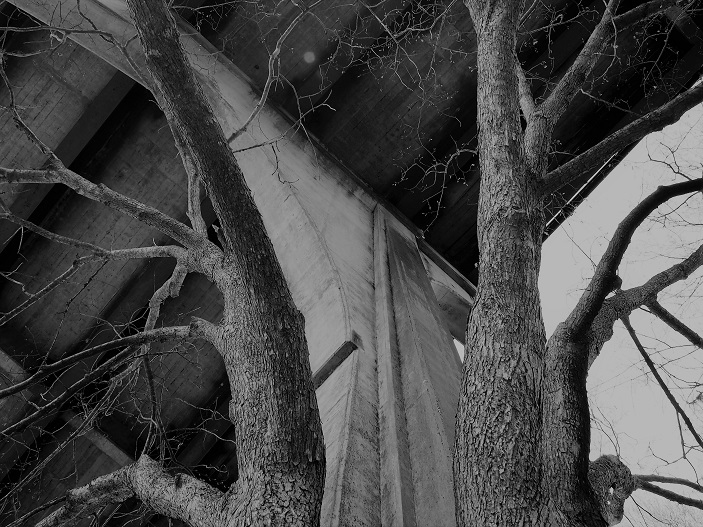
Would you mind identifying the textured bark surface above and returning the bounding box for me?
[454,2,547,525]
[122,0,326,525]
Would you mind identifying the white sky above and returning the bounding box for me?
[540,106,703,525]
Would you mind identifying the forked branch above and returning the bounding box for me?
[564,179,703,336]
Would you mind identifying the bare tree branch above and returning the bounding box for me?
[538,0,676,130]
[636,474,703,493]
[1,386,124,515]
[613,0,678,32]
[539,0,619,125]
[226,0,323,144]
[622,316,703,450]
[636,479,703,511]
[0,244,185,327]
[563,178,703,337]
[0,346,140,438]
[1,207,185,259]
[0,164,206,249]
[34,454,222,527]
[0,326,193,400]
[138,262,189,453]
[0,318,211,438]
[4,497,66,527]
[543,82,703,194]
[646,299,703,350]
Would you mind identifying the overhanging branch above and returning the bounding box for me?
[636,479,703,511]
[34,455,222,527]
[0,326,194,400]
[0,165,205,249]
[564,179,703,337]
[543,82,703,195]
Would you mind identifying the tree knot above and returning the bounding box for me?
[588,455,635,525]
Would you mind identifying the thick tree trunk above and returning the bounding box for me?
[455,2,609,526]
[123,1,326,524]
[453,2,546,525]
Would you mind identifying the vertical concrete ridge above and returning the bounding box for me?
[376,206,458,527]
[374,207,417,527]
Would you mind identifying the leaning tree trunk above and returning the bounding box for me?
[125,1,326,524]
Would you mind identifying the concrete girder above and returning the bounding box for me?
[3,1,475,525]
[375,208,459,527]
[0,32,125,250]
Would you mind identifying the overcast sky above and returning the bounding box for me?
[540,106,703,525]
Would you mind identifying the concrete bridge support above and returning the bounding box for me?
[1,1,474,525]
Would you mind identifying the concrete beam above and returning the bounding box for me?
[420,246,473,343]
[375,207,459,527]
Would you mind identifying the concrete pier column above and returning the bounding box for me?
[374,207,462,527]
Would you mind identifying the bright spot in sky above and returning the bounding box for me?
[303,51,316,64]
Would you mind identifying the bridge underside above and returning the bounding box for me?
[0,1,701,526]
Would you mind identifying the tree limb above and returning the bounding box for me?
[539,0,619,126]
[636,479,703,511]
[564,178,703,337]
[1,208,185,259]
[0,165,205,248]
[636,474,703,493]
[621,316,703,450]
[0,245,185,327]
[0,319,209,438]
[226,0,323,144]
[646,299,703,350]
[585,241,703,366]
[613,0,677,33]
[34,455,223,527]
[538,0,676,133]
[0,326,193,400]
[542,81,703,194]
[138,262,189,453]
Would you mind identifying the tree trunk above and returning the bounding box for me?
[124,1,326,524]
[454,2,608,526]
[454,2,546,525]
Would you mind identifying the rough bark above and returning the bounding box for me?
[452,2,698,525]
[122,1,326,525]
[455,2,547,525]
